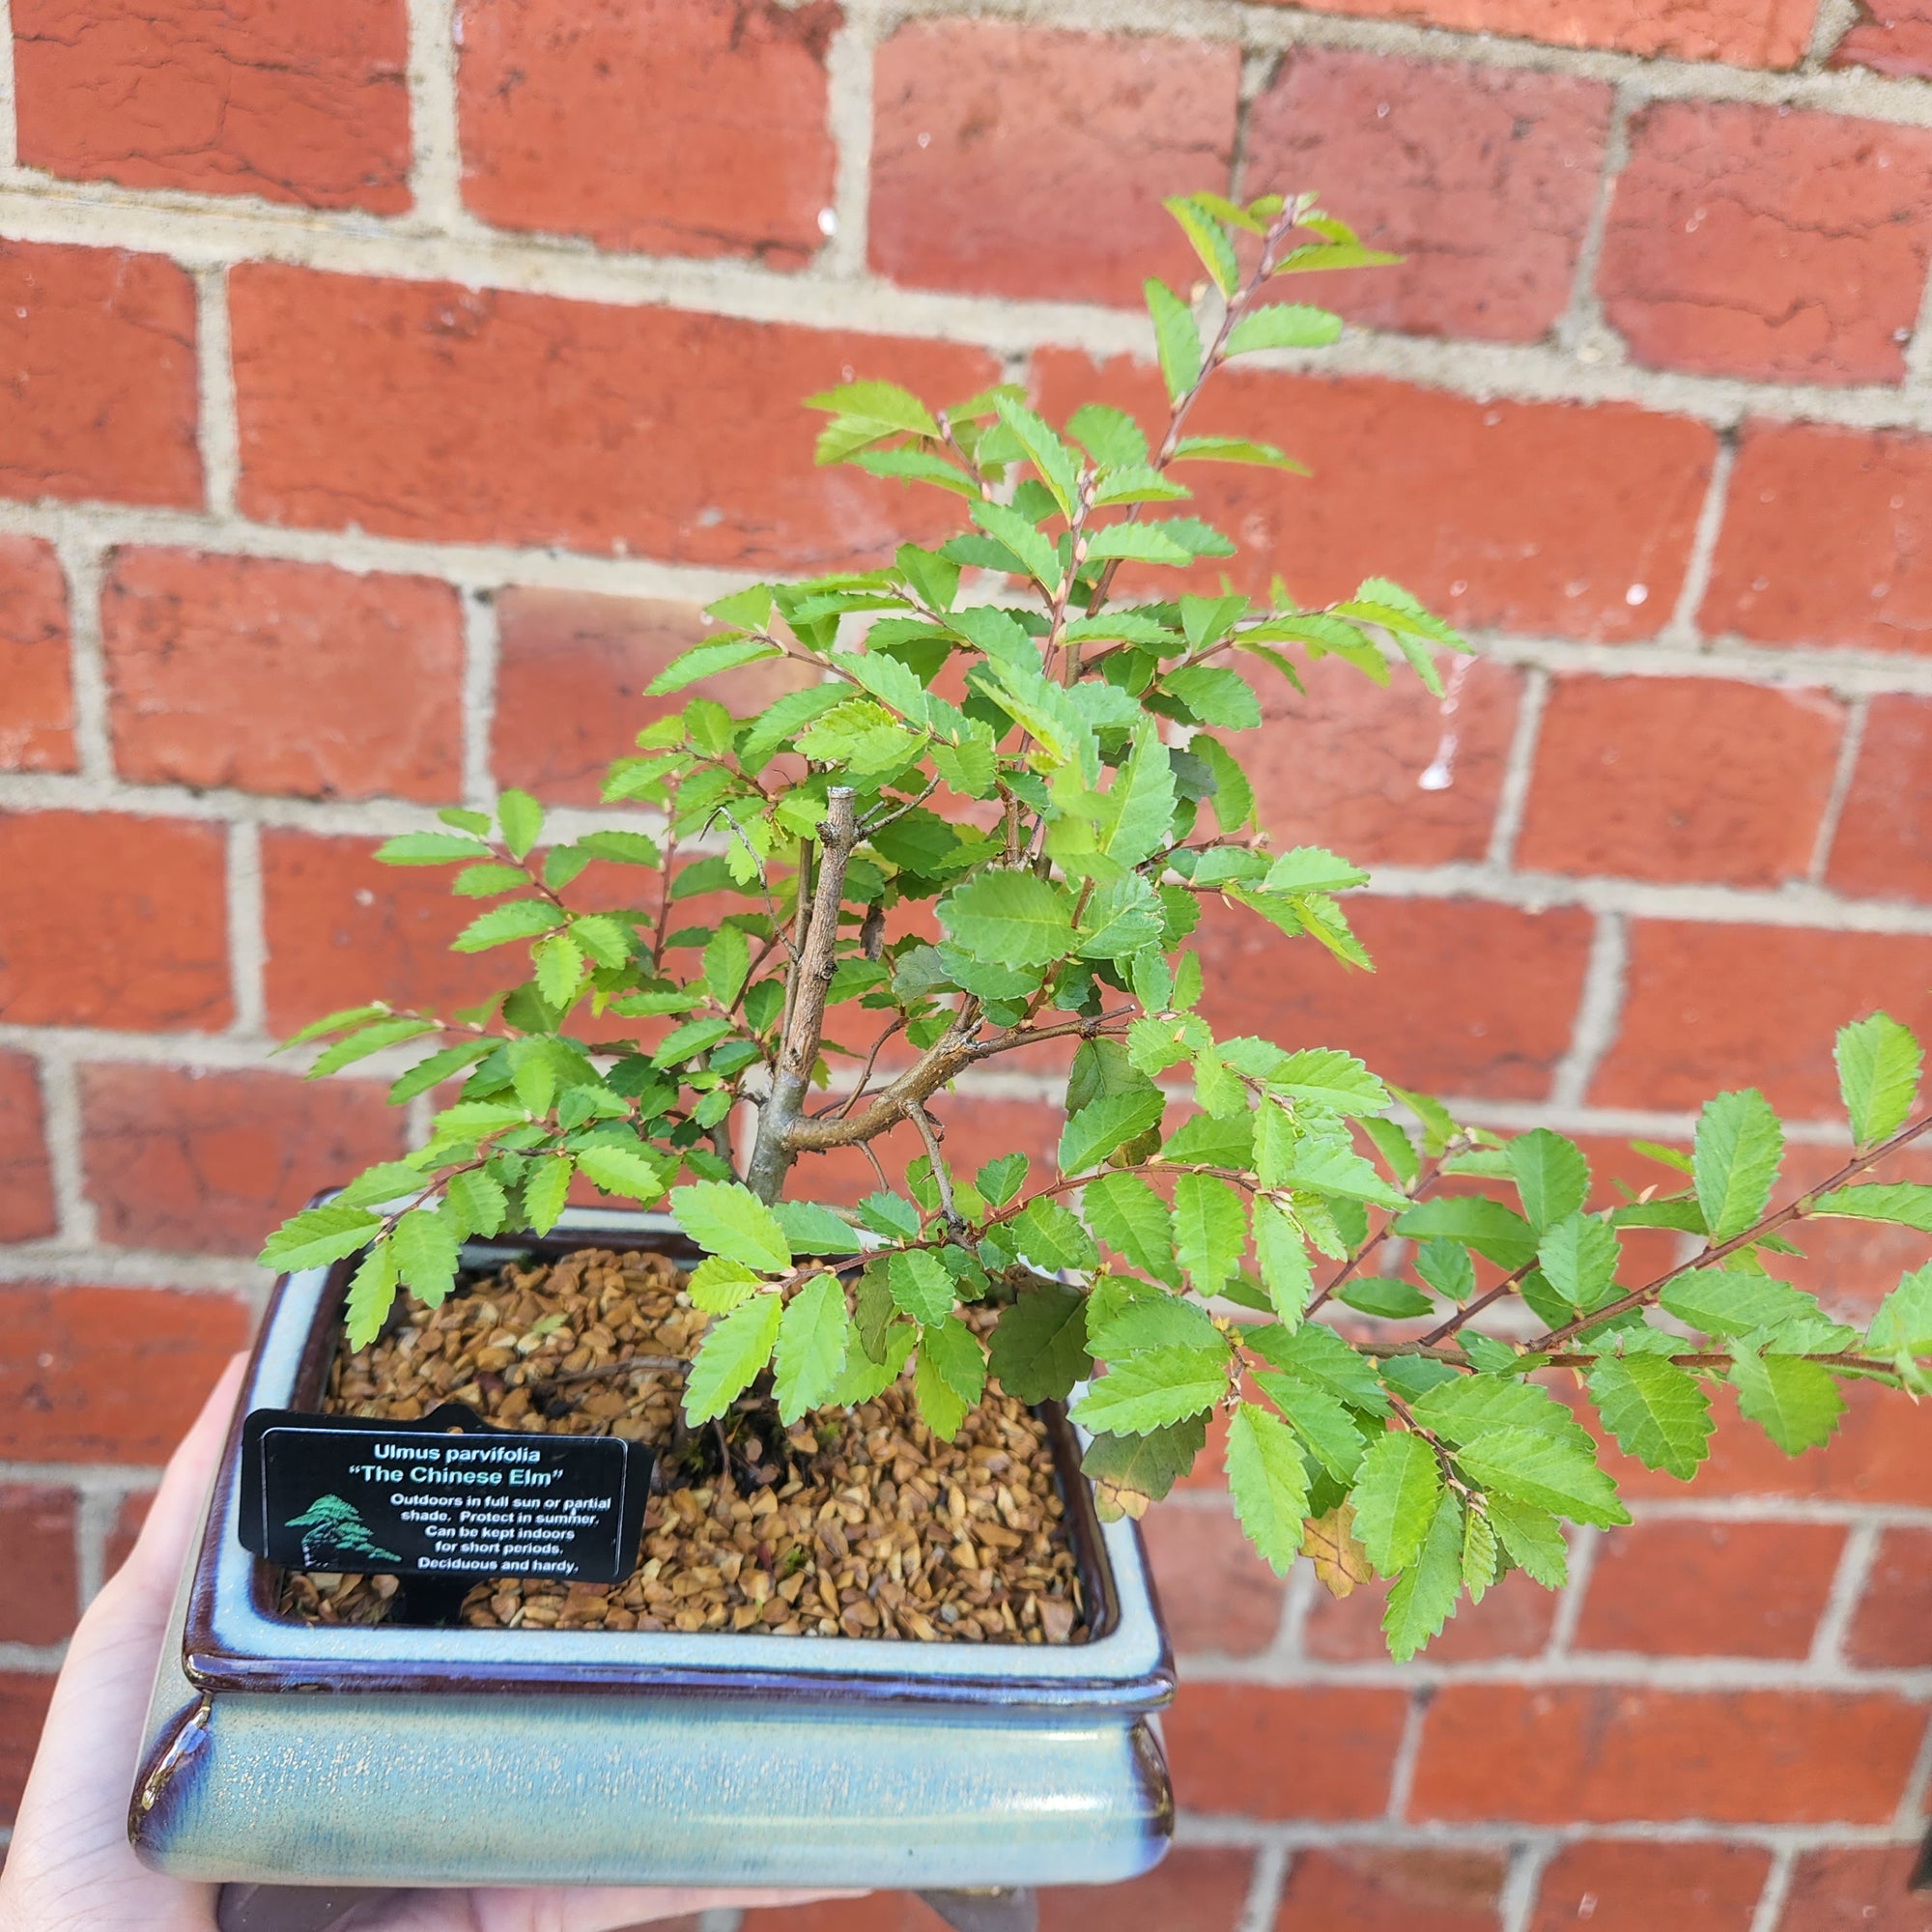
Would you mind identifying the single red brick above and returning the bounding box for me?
[459,0,835,265]
[1704,422,1932,655]
[1847,1527,1932,1668]
[1592,921,1932,1116]
[0,1673,56,1824]
[1165,1682,1408,1819]
[0,536,72,773]
[1248,0,1815,65]
[261,830,513,1036]
[1530,1840,1770,1932]
[1834,3,1932,78]
[1601,102,1932,385]
[1827,696,1932,902]
[230,266,995,569]
[492,587,814,806]
[0,1049,55,1243]
[102,1487,155,1579]
[1411,1683,1923,1824]
[871,21,1237,308]
[0,242,200,509]
[1517,675,1844,887]
[1575,1520,1844,1660]
[80,1064,405,1256]
[101,550,464,802]
[1248,655,1519,867]
[0,1488,77,1645]
[1196,895,1594,1102]
[14,0,409,213]
[0,811,230,1031]
[1041,1848,1255,1932]
[1275,1848,1503,1932]
[1304,1563,1558,1663]
[1777,1845,1932,1932]
[1032,353,1713,643]
[1142,1503,1284,1657]
[1244,51,1609,343]
[0,1284,248,1463]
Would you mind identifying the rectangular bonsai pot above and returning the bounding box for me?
[130,1208,1176,1891]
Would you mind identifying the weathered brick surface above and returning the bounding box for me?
[0,811,230,1031]
[1303,1563,1559,1662]
[1529,1840,1771,1932]
[1164,1683,1410,1818]
[0,1049,55,1243]
[1825,695,1932,902]
[1244,51,1611,343]
[1600,102,1932,384]
[102,550,465,801]
[0,242,200,508]
[0,1487,77,1645]
[0,536,72,773]
[1846,1528,1932,1669]
[1777,1846,1932,1931]
[1041,1849,1257,1932]
[459,0,837,265]
[870,21,1239,308]
[1273,1848,1505,1932]
[13,0,410,212]
[80,1063,404,1254]
[1834,3,1932,78]
[1516,675,1844,886]
[230,266,997,567]
[1143,1503,1287,1658]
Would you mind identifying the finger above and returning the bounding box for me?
[355,1884,865,1932]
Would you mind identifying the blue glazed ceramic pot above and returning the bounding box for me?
[130,1208,1175,1892]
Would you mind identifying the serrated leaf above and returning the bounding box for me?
[1072,1344,1229,1435]
[701,924,751,1008]
[1662,1270,1822,1338]
[1270,1049,1389,1116]
[1060,1089,1166,1175]
[770,1200,859,1255]
[1835,1012,1921,1147]
[1172,1172,1246,1291]
[520,1155,573,1234]
[1394,1197,1538,1269]
[1455,1427,1629,1528]
[1082,1171,1180,1286]
[390,1208,458,1305]
[922,1314,986,1408]
[452,899,559,952]
[977,1152,1029,1208]
[1383,1491,1463,1662]
[1506,1129,1590,1232]
[1810,1183,1932,1233]
[988,1283,1091,1404]
[1010,1198,1098,1272]
[644,636,782,696]
[1224,302,1344,355]
[1587,1355,1712,1480]
[306,1015,438,1080]
[444,1168,507,1238]
[1097,727,1179,869]
[388,1040,494,1104]
[375,832,492,866]
[1339,1278,1434,1319]
[887,1248,955,1326]
[1730,1349,1844,1455]
[1868,1263,1932,1354]
[1256,1369,1364,1484]
[1486,1494,1567,1588]
[651,1016,734,1067]
[688,1255,760,1315]
[773,1273,851,1424]
[1253,1199,1314,1323]
[1304,1502,1372,1598]
[576,1143,668,1204]
[1693,1088,1783,1242]
[496,788,543,859]
[1251,1320,1389,1416]
[1145,278,1202,403]
[259,1202,383,1273]
[939,869,1074,969]
[1350,1433,1442,1577]
[683,1292,782,1424]
[1412,1374,1593,1455]
[1080,1413,1208,1518]
[1538,1211,1621,1313]
[342,1241,399,1350]
[671,1180,791,1273]
[1462,1506,1499,1605]
[1226,1402,1309,1577]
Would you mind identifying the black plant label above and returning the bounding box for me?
[239,1405,652,1583]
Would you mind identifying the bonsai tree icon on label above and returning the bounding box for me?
[285,1494,400,1571]
[260,188,1932,1661]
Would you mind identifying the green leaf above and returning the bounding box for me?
[1256,1369,1364,1484]
[1270,1049,1389,1116]
[1072,1345,1228,1435]
[770,1200,860,1255]
[1383,1491,1463,1662]
[1587,1355,1712,1481]
[1339,1278,1433,1319]
[1272,1131,1409,1209]
[1692,1088,1783,1243]
[913,1330,972,1440]
[1172,1173,1246,1291]
[1486,1494,1568,1588]
[687,1256,759,1315]
[1253,1199,1314,1322]
[306,1016,438,1080]
[1010,1198,1098,1272]
[1869,1263,1932,1353]
[1835,1013,1921,1147]
[805,379,940,446]
[1394,1197,1538,1270]
[342,1241,399,1350]
[1251,1320,1389,1416]
[496,788,543,859]
[259,1202,382,1273]
[389,1040,495,1105]
[1537,1211,1621,1313]
[1163,195,1239,298]
[1082,1172,1180,1286]
[702,925,751,1008]
[1224,302,1344,355]
[1225,1403,1309,1577]
[1084,523,1193,566]
[1168,435,1303,470]
[374,833,492,866]
[1411,1375,1593,1455]
[1455,1427,1630,1528]
[970,499,1061,587]
[1165,667,1261,730]
[988,1283,1092,1404]
[1506,1129,1590,1232]
[977,1153,1029,1208]
[390,1208,459,1305]
[1145,278,1202,403]
[888,1248,956,1326]
[452,900,559,952]
[276,1002,390,1052]
[575,829,662,867]
[444,1168,507,1239]
[993,395,1082,521]
[1060,1089,1165,1175]
[1350,1433,1442,1577]
[670,1181,791,1273]
[644,637,781,696]
[520,1156,574,1234]
[1080,1414,1208,1514]
[773,1273,851,1424]
[1730,1349,1844,1455]
[576,1143,668,1204]
[1662,1270,1822,1338]
[1810,1183,1932,1233]
[683,1292,782,1425]
[922,1314,987,1410]
[651,1016,734,1067]
[533,932,583,1009]
[1097,727,1179,869]
[940,870,1074,970]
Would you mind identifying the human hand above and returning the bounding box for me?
[0,1354,853,1932]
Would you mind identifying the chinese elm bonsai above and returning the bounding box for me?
[261,190,1932,1660]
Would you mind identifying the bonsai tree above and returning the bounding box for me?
[286,1495,400,1570]
[262,190,1932,1659]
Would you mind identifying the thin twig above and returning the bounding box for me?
[904,1100,964,1232]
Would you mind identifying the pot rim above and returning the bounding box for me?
[185,1206,1175,1713]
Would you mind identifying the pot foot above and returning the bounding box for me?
[916,1887,1039,1932]
[214,1884,392,1932]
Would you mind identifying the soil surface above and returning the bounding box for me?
[280,1245,1086,1644]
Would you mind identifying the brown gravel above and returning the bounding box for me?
[280,1246,1085,1645]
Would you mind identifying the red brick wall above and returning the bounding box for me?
[3,2,1932,1925]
